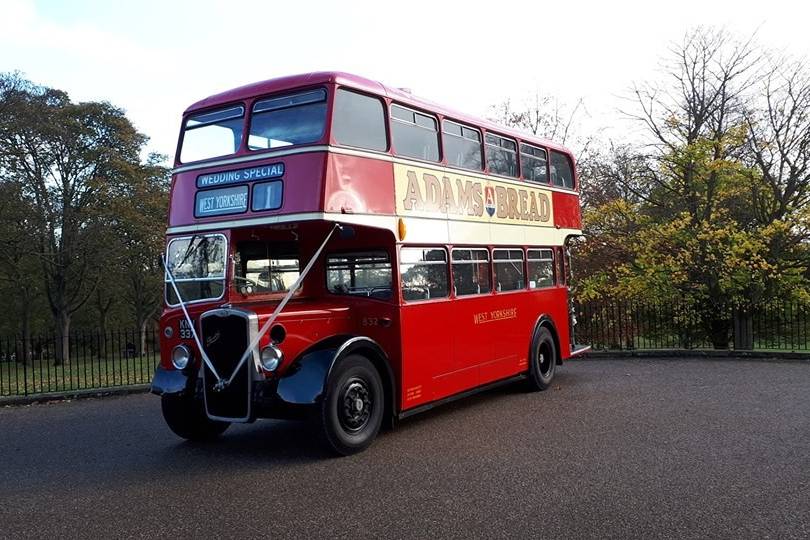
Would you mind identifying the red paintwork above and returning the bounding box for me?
[398,245,570,409]
[552,191,582,230]
[324,153,396,215]
[162,73,583,416]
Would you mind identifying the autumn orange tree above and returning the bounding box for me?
[573,28,810,348]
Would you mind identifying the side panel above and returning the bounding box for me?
[552,191,582,230]
[474,292,528,385]
[451,296,491,387]
[324,153,396,215]
[399,301,457,407]
[399,286,572,413]
[529,286,571,360]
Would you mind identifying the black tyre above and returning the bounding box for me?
[319,355,384,456]
[527,326,557,391]
[161,394,230,441]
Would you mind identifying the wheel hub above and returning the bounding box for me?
[339,379,372,432]
[539,344,553,377]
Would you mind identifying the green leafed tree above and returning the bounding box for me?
[0,72,160,363]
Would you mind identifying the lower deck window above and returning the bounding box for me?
[327,251,392,300]
[400,247,449,301]
[493,249,525,292]
[527,249,554,288]
[234,241,300,295]
[452,248,491,296]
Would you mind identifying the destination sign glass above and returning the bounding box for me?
[196,162,285,188]
[252,181,283,212]
[195,185,249,217]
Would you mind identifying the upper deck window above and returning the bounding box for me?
[550,150,575,189]
[248,89,327,150]
[390,105,440,162]
[520,144,548,183]
[332,89,388,151]
[442,121,483,171]
[485,134,518,177]
[180,106,244,163]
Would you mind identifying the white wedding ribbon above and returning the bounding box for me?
[163,254,224,382]
[217,223,341,390]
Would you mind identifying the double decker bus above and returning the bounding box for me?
[152,72,588,455]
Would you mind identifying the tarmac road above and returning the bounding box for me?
[1,358,808,539]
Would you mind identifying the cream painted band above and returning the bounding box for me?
[173,145,580,196]
[166,211,581,246]
[394,162,555,228]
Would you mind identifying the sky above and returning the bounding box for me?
[2,0,809,162]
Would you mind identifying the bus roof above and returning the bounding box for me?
[184,71,574,156]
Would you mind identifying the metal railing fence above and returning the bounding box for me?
[0,328,158,398]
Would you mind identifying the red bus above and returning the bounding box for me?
[152,72,588,454]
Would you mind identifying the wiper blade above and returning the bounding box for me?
[173,234,203,272]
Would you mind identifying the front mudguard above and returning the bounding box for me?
[151,365,196,397]
[269,335,394,419]
[275,347,336,405]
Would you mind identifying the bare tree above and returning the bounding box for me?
[489,91,585,146]
[624,27,762,221]
[745,57,810,226]
[488,89,598,193]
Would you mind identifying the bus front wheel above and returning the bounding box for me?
[318,354,384,456]
[161,394,230,441]
[527,326,557,391]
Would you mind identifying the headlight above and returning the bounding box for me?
[171,344,191,370]
[260,345,282,372]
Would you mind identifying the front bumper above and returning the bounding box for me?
[150,353,333,422]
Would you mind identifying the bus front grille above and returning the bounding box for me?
[200,309,254,421]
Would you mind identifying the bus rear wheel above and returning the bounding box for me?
[319,354,384,456]
[161,394,230,441]
[527,326,557,391]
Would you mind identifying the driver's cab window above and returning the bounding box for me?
[234,241,300,295]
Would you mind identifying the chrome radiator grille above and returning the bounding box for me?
[200,309,254,421]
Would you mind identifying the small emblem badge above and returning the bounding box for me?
[205,331,221,347]
[484,186,496,217]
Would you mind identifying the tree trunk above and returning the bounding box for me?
[19,305,31,366]
[733,308,754,350]
[98,320,107,360]
[139,319,148,357]
[95,291,113,359]
[709,316,731,349]
[54,311,71,365]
